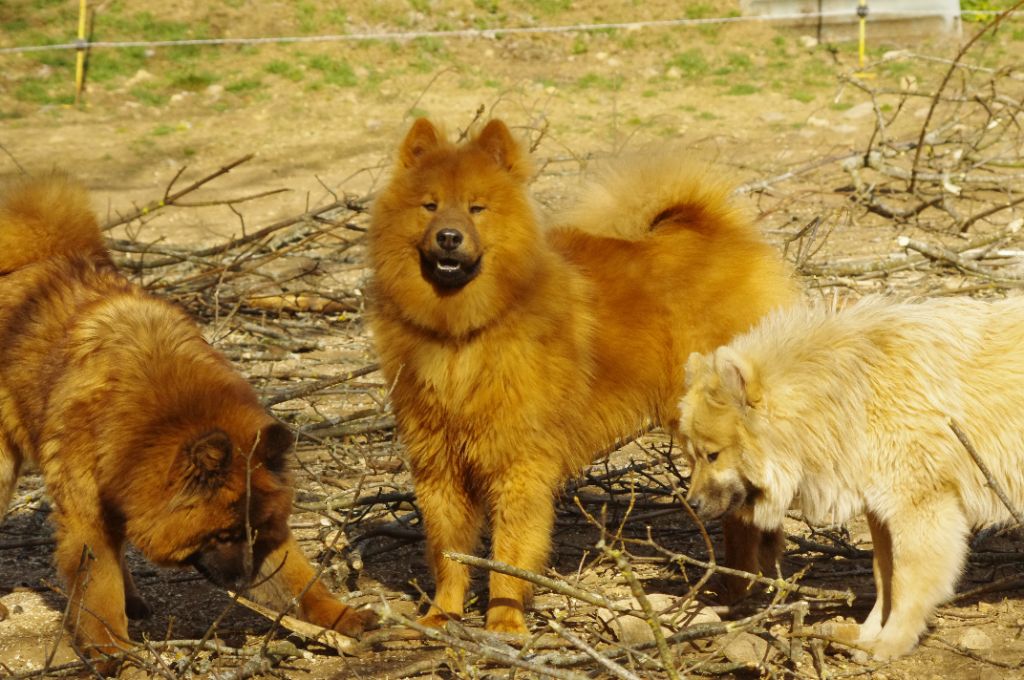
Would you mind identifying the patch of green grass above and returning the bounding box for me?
[667,49,709,77]
[697,111,717,120]
[130,84,168,106]
[296,1,317,33]
[642,89,657,98]
[683,3,714,19]
[725,83,759,96]
[414,37,446,55]
[473,0,500,12]
[169,69,218,91]
[572,36,588,55]
[575,72,623,91]
[324,8,348,28]
[790,90,815,103]
[0,110,24,120]
[225,77,262,93]
[526,0,571,14]
[408,107,429,118]
[726,52,754,71]
[307,55,357,86]
[880,60,914,78]
[14,80,72,105]
[830,101,854,111]
[265,59,304,82]
[408,0,430,12]
[87,48,148,83]
[151,124,174,136]
[101,11,205,42]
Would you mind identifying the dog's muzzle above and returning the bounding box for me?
[420,227,481,289]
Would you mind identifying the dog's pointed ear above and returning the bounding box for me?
[187,429,233,476]
[399,118,442,169]
[258,420,294,473]
[714,346,761,408]
[684,351,708,389]
[475,119,530,180]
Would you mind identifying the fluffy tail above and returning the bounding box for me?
[554,152,749,240]
[0,174,107,273]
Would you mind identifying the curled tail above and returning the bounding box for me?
[0,174,107,273]
[554,152,750,240]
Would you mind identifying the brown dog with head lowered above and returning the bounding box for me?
[0,176,376,664]
[368,118,797,633]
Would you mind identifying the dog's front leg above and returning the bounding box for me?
[719,515,784,603]
[869,493,969,659]
[415,472,484,626]
[859,511,893,643]
[485,464,556,634]
[53,514,131,669]
[251,533,379,636]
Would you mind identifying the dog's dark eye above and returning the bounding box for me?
[469,204,486,215]
[215,528,244,543]
[706,451,720,463]
[422,202,438,212]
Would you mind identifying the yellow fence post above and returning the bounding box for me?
[854,0,875,77]
[74,0,87,105]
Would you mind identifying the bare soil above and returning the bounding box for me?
[2,1,1024,678]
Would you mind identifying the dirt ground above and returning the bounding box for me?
[2,1,1024,678]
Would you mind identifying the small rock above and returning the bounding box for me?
[124,69,154,88]
[958,627,993,651]
[595,595,718,646]
[842,102,875,120]
[798,35,818,48]
[722,632,770,664]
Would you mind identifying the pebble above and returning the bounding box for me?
[958,627,993,651]
[722,631,770,664]
[595,594,719,646]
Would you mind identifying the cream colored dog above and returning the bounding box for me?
[678,295,1024,659]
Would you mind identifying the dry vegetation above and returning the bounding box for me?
[2,1,1024,678]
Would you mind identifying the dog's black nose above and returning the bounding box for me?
[686,497,701,512]
[436,228,463,251]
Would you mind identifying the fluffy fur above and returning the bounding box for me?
[0,176,375,665]
[679,295,1024,659]
[368,118,797,633]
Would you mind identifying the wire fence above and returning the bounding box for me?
[1,8,997,56]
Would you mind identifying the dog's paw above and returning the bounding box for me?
[334,606,380,637]
[485,608,528,635]
[305,598,379,637]
[418,611,460,628]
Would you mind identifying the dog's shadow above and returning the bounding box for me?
[0,502,310,653]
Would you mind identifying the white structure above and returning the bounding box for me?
[741,0,962,39]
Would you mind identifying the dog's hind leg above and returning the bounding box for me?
[859,511,893,643]
[416,473,485,627]
[485,465,557,634]
[869,493,969,659]
[0,445,21,518]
